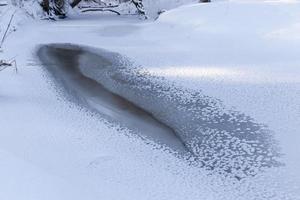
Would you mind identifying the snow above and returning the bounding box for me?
[1,0,300,199]
[142,0,198,18]
[137,0,300,192]
[143,0,300,161]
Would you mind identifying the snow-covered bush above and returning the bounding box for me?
[8,0,200,19]
[79,0,199,19]
[116,0,199,19]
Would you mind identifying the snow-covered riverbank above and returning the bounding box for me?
[1,1,300,199]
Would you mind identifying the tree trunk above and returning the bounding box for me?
[40,0,50,14]
[70,0,82,8]
[132,0,145,15]
[41,0,67,18]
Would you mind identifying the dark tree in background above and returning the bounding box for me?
[131,0,145,15]
[41,0,146,18]
[40,0,67,18]
[40,0,210,19]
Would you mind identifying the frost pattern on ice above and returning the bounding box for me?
[39,44,282,179]
[105,62,282,179]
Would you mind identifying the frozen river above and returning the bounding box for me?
[1,2,300,199]
[38,43,281,179]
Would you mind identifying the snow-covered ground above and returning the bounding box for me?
[1,1,300,199]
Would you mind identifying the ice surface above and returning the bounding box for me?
[37,43,282,179]
[37,44,188,154]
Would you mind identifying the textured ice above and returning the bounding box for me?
[38,43,282,179]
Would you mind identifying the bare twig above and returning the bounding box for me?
[81,8,121,15]
[0,58,18,73]
[78,5,118,9]
[0,11,16,49]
